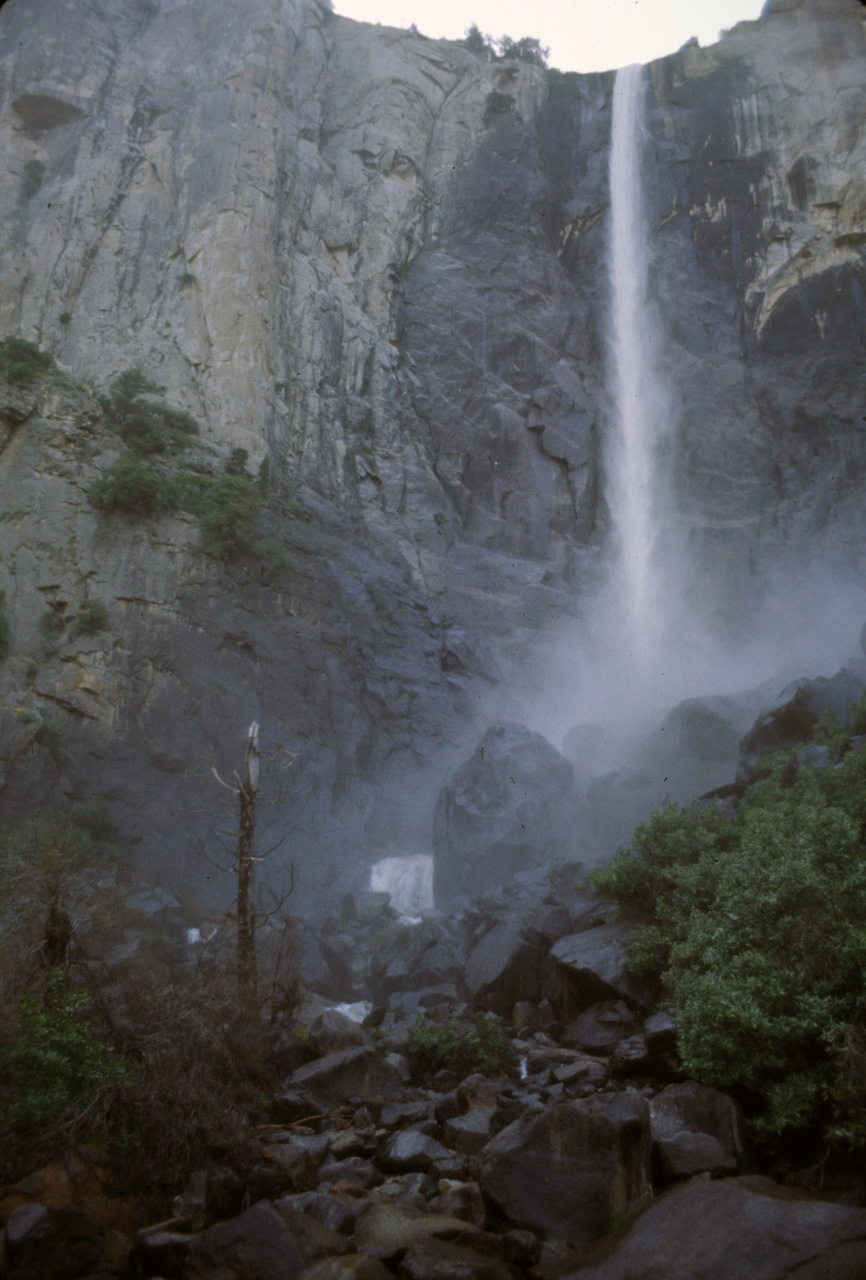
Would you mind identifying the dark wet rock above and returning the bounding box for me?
[642,1011,678,1076]
[287,1047,409,1110]
[738,667,866,780]
[478,1093,652,1248]
[382,1129,456,1174]
[650,1081,746,1182]
[280,1191,361,1237]
[318,1157,381,1190]
[189,1200,305,1280]
[261,1142,322,1192]
[272,1085,320,1126]
[312,1009,371,1055]
[133,1229,194,1276]
[274,1206,353,1263]
[431,1180,488,1228]
[396,1236,523,1280]
[433,723,582,903]
[561,1000,638,1054]
[299,1254,394,1280]
[609,1033,652,1078]
[442,1105,499,1155]
[547,924,646,1018]
[553,1176,866,1280]
[5,1202,129,1280]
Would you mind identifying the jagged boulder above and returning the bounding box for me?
[478,1093,652,1248]
[737,665,866,780]
[649,1081,746,1182]
[553,1176,866,1280]
[433,724,582,904]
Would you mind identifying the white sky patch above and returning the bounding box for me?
[331,0,767,73]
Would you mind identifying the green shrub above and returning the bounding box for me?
[592,749,866,1148]
[483,90,515,124]
[0,336,54,388]
[71,596,109,638]
[105,370,199,456]
[89,453,171,516]
[406,1014,516,1084]
[21,160,45,201]
[225,447,250,476]
[58,311,72,325]
[4,970,127,1128]
[24,659,37,683]
[0,591,10,662]
[190,474,260,559]
[34,719,64,765]
[496,35,548,64]
[38,607,64,646]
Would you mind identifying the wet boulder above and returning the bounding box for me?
[478,1092,652,1248]
[551,1176,866,1280]
[547,923,646,1019]
[286,1046,408,1110]
[737,665,866,781]
[433,723,582,904]
[649,1081,746,1182]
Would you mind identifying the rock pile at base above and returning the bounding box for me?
[4,855,866,1279]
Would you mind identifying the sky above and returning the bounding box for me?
[331,0,768,73]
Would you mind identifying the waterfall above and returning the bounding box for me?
[605,63,676,679]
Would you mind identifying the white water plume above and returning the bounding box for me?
[605,61,682,682]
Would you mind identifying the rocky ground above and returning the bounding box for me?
[5,832,866,1279]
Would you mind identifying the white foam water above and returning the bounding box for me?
[370,853,434,916]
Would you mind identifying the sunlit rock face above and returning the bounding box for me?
[0,0,864,907]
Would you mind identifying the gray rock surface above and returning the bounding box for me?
[478,1093,652,1247]
[1,0,866,895]
[555,1175,866,1280]
[434,723,582,902]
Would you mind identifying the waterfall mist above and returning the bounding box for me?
[518,62,866,809]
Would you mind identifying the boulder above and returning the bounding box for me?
[561,1000,637,1054]
[547,924,645,1018]
[312,1009,370,1054]
[738,667,866,780]
[396,1236,523,1279]
[189,1200,305,1280]
[354,1203,484,1255]
[433,723,582,903]
[299,1256,393,1280]
[553,1176,866,1280]
[287,1046,408,1110]
[382,1129,456,1174]
[478,1093,652,1248]
[649,1081,746,1182]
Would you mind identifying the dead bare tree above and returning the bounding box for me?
[212,721,261,1002]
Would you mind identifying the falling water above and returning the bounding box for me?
[605,63,676,680]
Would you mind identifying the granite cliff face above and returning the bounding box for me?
[0,0,864,906]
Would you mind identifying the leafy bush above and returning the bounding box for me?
[0,590,10,661]
[0,336,54,388]
[105,369,199,456]
[496,34,548,65]
[406,1014,516,1084]
[4,970,127,1127]
[72,596,110,637]
[89,453,170,516]
[225,446,250,477]
[59,310,72,325]
[592,748,866,1148]
[484,90,516,124]
[188,473,261,559]
[38,606,65,646]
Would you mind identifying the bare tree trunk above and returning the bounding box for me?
[236,723,260,1002]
